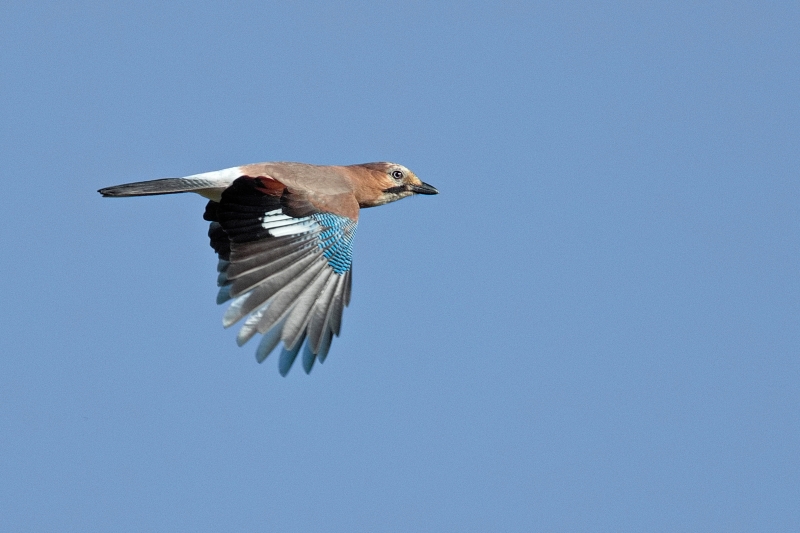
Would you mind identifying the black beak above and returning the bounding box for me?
[409,182,439,195]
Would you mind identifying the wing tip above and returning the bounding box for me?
[301,341,316,374]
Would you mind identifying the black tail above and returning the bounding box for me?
[98,178,217,197]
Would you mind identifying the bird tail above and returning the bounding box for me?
[98,167,242,198]
[98,178,210,197]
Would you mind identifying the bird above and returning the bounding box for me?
[99,161,438,376]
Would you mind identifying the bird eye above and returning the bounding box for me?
[391,170,404,180]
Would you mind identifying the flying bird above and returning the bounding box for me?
[99,161,438,376]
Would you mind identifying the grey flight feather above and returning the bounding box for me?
[225,236,309,279]
[307,275,341,353]
[317,329,334,363]
[279,332,306,376]
[328,271,349,336]
[228,246,316,298]
[255,318,285,363]
[255,261,328,335]
[222,251,320,327]
[301,342,317,374]
[282,269,335,349]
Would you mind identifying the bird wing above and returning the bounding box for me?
[205,175,357,375]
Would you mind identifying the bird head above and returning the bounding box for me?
[354,162,439,207]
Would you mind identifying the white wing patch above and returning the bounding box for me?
[262,210,319,237]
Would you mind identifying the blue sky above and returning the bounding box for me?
[1,2,798,531]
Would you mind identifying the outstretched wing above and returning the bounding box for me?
[205,176,357,375]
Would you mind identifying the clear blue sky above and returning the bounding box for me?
[1,2,798,531]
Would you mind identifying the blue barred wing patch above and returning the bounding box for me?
[259,210,357,275]
[312,213,357,275]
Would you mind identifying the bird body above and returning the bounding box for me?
[100,161,437,375]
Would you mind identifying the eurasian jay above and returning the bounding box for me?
[99,162,438,375]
